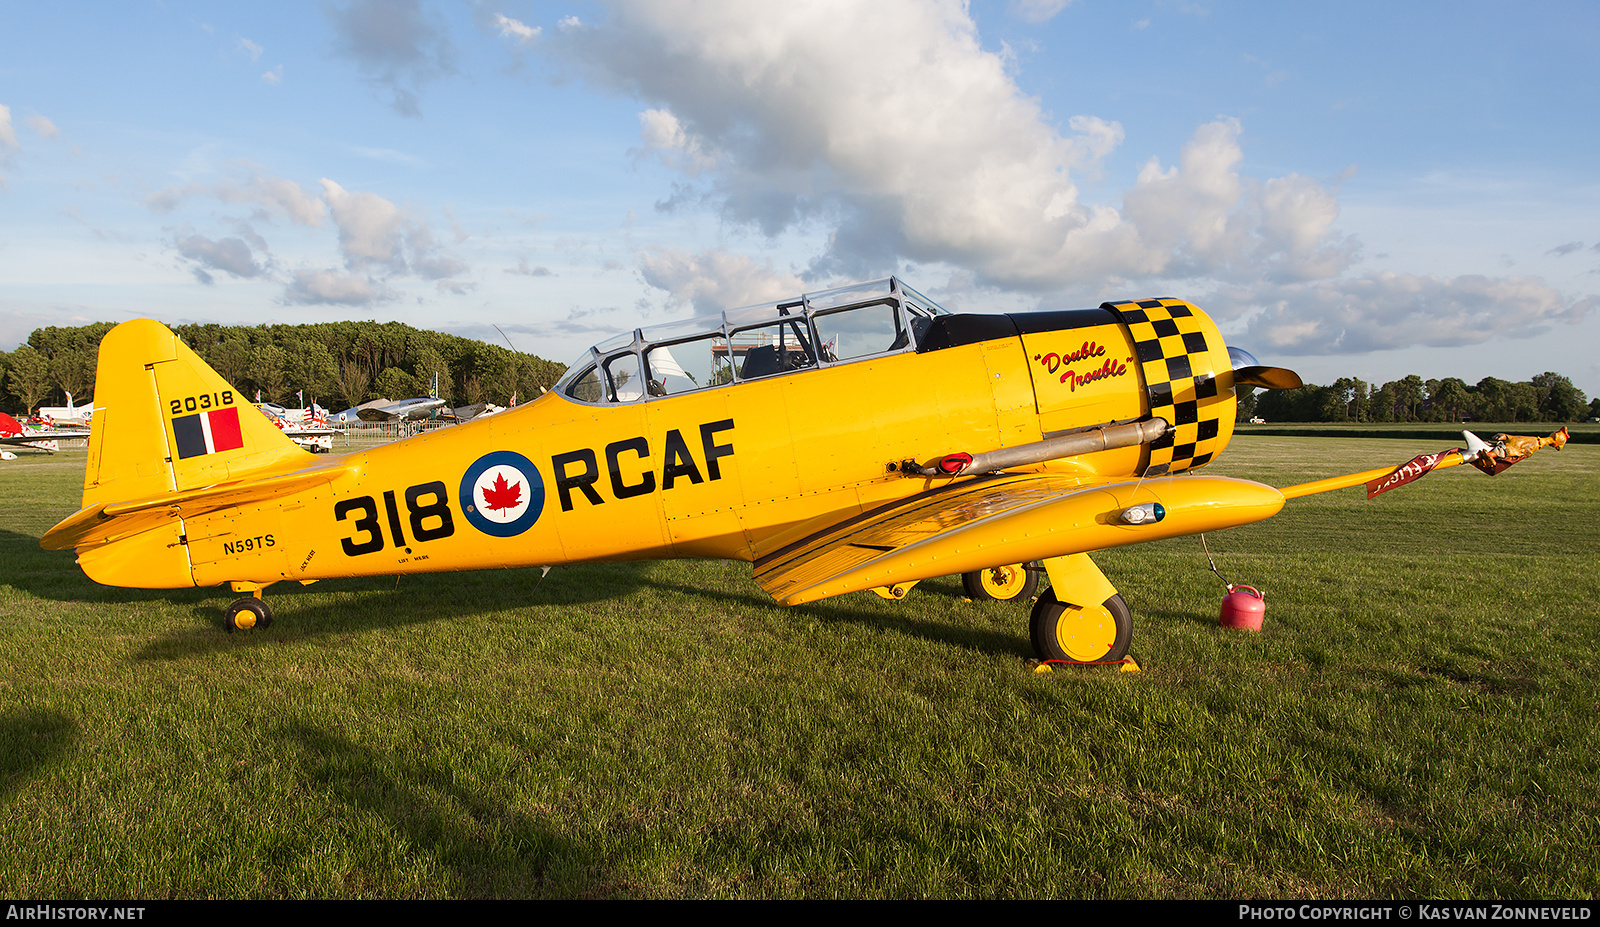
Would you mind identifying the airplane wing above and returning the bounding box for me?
[753,471,1285,606]
[356,407,402,422]
[41,463,353,551]
[0,430,82,445]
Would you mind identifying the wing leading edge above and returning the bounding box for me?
[753,473,1286,606]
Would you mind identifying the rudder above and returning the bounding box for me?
[83,319,308,508]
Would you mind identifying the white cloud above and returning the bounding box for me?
[405,220,466,280]
[327,0,455,117]
[25,114,59,140]
[172,226,266,283]
[558,2,1349,291]
[636,108,716,174]
[0,104,17,152]
[638,246,805,314]
[494,14,540,45]
[1217,274,1597,355]
[320,178,407,271]
[506,257,553,276]
[284,269,388,305]
[262,66,283,85]
[147,165,327,227]
[318,178,466,284]
[1011,0,1075,24]
[545,0,1592,361]
[238,37,263,61]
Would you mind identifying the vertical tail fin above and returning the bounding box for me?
[83,319,308,508]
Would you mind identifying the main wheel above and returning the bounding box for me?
[224,597,272,632]
[1029,589,1131,664]
[963,563,1039,603]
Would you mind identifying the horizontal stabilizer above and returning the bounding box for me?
[43,463,351,551]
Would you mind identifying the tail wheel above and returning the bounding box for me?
[1029,589,1131,664]
[225,598,272,632]
[962,563,1039,603]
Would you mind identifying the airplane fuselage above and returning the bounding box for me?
[71,288,1250,596]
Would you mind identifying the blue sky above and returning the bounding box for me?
[3,0,1598,399]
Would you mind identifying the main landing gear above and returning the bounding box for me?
[1027,553,1133,665]
[962,562,1040,603]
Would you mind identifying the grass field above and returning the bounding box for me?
[1,436,1596,899]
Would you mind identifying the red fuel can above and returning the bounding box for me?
[1219,584,1265,631]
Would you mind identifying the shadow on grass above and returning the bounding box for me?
[637,572,1034,660]
[131,561,653,662]
[0,710,77,800]
[0,527,201,606]
[273,720,596,898]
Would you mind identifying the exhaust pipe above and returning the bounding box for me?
[897,418,1171,477]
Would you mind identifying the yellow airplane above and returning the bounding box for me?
[38,277,1548,664]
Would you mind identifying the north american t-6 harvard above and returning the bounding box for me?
[43,277,1568,663]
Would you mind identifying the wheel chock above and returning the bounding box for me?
[1028,655,1143,673]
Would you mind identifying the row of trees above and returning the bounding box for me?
[0,321,567,414]
[3,320,1592,425]
[1244,373,1595,424]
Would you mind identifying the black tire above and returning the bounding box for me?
[962,563,1039,603]
[225,598,272,632]
[1029,589,1132,664]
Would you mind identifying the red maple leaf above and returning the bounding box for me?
[482,472,523,512]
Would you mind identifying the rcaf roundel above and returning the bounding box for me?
[459,450,545,537]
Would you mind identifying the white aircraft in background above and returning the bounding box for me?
[257,402,337,454]
[0,411,89,459]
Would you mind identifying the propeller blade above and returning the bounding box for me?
[1233,366,1304,390]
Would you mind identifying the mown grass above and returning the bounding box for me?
[0,437,1596,899]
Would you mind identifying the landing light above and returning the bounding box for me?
[1120,502,1165,525]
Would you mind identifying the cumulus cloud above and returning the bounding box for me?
[284,269,389,306]
[147,164,327,227]
[1216,274,1597,355]
[493,14,540,45]
[146,164,464,303]
[637,108,716,174]
[639,246,806,313]
[1011,0,1076,23]
[0,104,17,153]
[172,225,267,283]
[507,257,554,276]
[556,1,1350,291]
[540,0,1591,359]
[327,0,455,117]
[319,178,464,281]
[0,104,21,187]
[25,114,58,140]
[321,179,407,271]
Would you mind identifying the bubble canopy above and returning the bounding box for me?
[553,277,948,405]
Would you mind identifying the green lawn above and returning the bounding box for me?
[1,436,1595,899]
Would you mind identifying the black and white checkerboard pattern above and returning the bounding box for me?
[1101,298,1225,477]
